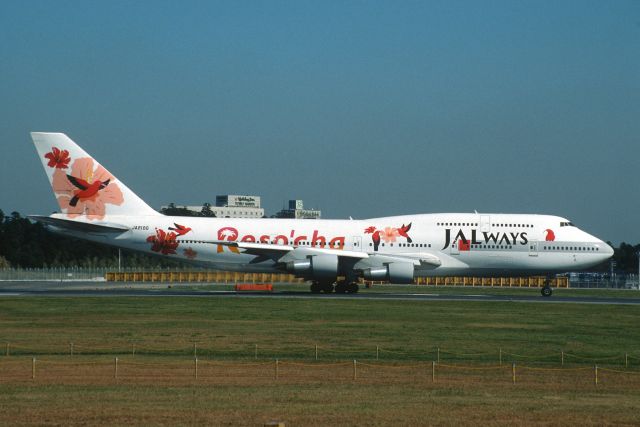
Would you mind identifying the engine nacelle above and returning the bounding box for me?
[286,254,338,281]
[363,262,414,284]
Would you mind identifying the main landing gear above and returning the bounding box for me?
[334,280,359,294]
[310,280,359,294]
[310,281,335,294]
[541,277,553,297]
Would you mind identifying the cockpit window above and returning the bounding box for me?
[560,221,576,227]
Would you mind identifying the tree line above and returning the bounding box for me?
[0,209,635,272]
[0,210,181,269]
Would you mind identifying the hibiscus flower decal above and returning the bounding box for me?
[380,227,400,243]
[147,228,179,255]
[51,157,124,220]
[183,247,197,259]
[44,147,71,169]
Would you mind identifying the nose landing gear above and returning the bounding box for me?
[541,277,553,297]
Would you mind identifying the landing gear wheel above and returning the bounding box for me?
[334,281,347,294]
[310,282,322,293]
[347,282,359,293]
[321,282,335,293]
[541,286,552,297]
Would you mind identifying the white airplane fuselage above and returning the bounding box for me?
[49,212,612,277]
[29,132,613,292]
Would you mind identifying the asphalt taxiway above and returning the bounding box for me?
[1,281,640,305]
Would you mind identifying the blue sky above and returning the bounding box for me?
[1,1,638,244]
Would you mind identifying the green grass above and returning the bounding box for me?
[1,296,639,425]
[0,297,638,363]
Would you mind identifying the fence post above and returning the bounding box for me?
[512,363,516,384]
[194,357,198,379]
[353,359,357,380]
[315,344,318,361]
[132,343,136,357]
[376,346,379,361]
[255,344,258,360]
[275,359,279,380]
[70,342,74,356]
[194,342,197,357]
[499,348,502,366]
[437,347,440,363]
[432,361,435,383]
[561,351,564,366]
[625,353,628,368]
[594,365,598,385]
[32,357,36,380]
[114,357,118,379]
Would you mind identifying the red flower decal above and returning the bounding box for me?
[147,228,179,255]
[44,147,71,169]
[183,247,197,259]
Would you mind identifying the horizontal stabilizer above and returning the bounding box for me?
[29,215,129,233]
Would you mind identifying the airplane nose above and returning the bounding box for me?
[601,242,615,259]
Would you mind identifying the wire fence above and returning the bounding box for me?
[0,267,110,281]
[2,356,640,388]
[2,342,639,369]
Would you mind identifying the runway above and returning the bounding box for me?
[1,281,640,305]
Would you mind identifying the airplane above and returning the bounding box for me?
[29,132,614,296]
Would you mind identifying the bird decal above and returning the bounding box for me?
[168,223,192,236]
[364,226,382,251]
[397,223,413,243]
[365,223,413,251]
[544,229,556,241]
[66,175,110,207]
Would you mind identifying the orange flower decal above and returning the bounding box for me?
[51,157,124,220]
[183,247,197,259]
[44,147,71,169]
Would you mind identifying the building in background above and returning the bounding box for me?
[275,200,321,219]
[213,195,264,218]
[161,195,264,218]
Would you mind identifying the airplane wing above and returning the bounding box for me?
[213,241,441,266]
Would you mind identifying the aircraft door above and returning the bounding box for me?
[529,241,538,257]
[450,239,460,255]
[480,215,491,232]
[351,236,363,252]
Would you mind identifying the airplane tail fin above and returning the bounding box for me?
[31,132,160,219]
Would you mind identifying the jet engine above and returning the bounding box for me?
[363,262,414,284]
[286,254,339,281]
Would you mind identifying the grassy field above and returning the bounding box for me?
[0,295,639,425]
